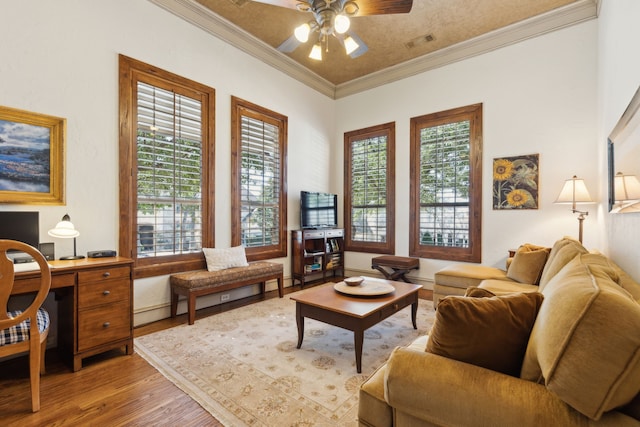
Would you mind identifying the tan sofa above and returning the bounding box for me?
[358,237,640,426]
[433,242,559,305]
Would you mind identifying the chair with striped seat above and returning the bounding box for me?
[0,240,51,412]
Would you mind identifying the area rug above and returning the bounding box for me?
[135,289,435,427]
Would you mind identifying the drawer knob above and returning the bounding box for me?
[103,322,110,328]
[103,290,111,296]
[394,304,399,311]
[102,272,111,278]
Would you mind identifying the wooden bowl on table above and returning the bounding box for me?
[344,276,364,287]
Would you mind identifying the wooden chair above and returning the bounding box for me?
[0,240,51,412]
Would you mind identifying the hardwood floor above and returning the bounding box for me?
[1,284,432,426]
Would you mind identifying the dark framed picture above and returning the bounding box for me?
[0,106,65,204]
[493,153,539,210]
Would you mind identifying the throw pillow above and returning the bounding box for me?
[464,286,496,298]
[203,246,249,271]
[426,292,544,377]
[506,245,550,285]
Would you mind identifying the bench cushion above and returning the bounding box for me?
[170,261,282,290]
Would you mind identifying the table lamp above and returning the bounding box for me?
[48,214,85,260]
[554,175,593,243]
[614,172,640,212]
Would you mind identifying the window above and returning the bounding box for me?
[344,122,395,253]
[409,104,482,262]
[119,55,215,278]
[231,97,287,260]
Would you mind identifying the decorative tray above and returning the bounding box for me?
[333,279,395,296]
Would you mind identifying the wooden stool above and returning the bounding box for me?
[371,256,419,283]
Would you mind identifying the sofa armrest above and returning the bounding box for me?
[384,347,636,427]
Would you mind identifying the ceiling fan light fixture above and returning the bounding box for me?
[294,22,311,42]
[309,43,322,60]
[334,14,350,34]
[344,36,359,55]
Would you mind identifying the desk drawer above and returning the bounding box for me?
[78,278,130,308]
[78,266,130,284]
[12,272,75,294]
[78,302,131,351]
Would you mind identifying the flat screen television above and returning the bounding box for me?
[0,211,40,252]
[300,191,338,229]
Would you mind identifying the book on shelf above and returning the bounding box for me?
[304,249,324,257]
[304,263,322,273]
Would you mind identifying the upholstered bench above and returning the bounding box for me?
[371,255,419,283]
[170,261,284,325]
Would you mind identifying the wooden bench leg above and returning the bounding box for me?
[277,275,283,298]
[188,293,196,325]
[259,281,266,294]
[170,286,178,318]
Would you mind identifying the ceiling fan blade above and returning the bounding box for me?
[277,33,302,53]
[355,0,413,16]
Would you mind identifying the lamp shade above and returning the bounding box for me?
[309,43,322,60]
[294,23,310,43]
[555,175,593,206]
[614,172,640,202]
[334,14,350,34]
[48,214,80,238]
[343,36,359,55]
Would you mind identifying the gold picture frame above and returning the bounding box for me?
[0,106,65,204]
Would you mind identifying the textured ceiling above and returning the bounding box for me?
[195,0,580,85]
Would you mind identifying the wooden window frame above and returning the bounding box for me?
[119,55,216,278]
[409,104,482,262]
[231,96,287,260]
[344,122,395,254]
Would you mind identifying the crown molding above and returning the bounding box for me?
[335,0,598,98]
[148,0,336,98]
[149,0,597,100]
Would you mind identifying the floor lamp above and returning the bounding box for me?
[554,175,593,244]
[613,172,640,213]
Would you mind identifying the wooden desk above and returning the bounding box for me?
[13,257,134,371]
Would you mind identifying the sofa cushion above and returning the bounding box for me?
[506,244,550,285]
[538,237,587,290]
[464,286,496,298]
[434,264,512,289]
[589,252,640,303]
[426,292,543,377]
[478,279,540,295]
[202,245,249,271]
[520,253,640,420]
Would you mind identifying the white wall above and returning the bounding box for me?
[1,0,334,325]
[3,0,615,327]
[336,21,599,282]
[598,0,640,281]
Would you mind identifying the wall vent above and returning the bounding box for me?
[405,34,435,49]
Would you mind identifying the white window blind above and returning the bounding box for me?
[136,82,203,257]
[419,120,470,248]
[239,115,281,248]
[350,136,388,243]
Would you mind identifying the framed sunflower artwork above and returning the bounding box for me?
[493,154,539,210]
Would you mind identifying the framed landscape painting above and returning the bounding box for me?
[493,153,539,210]
[0,106,65,204]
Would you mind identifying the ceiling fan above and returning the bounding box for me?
[251,0,413,60]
